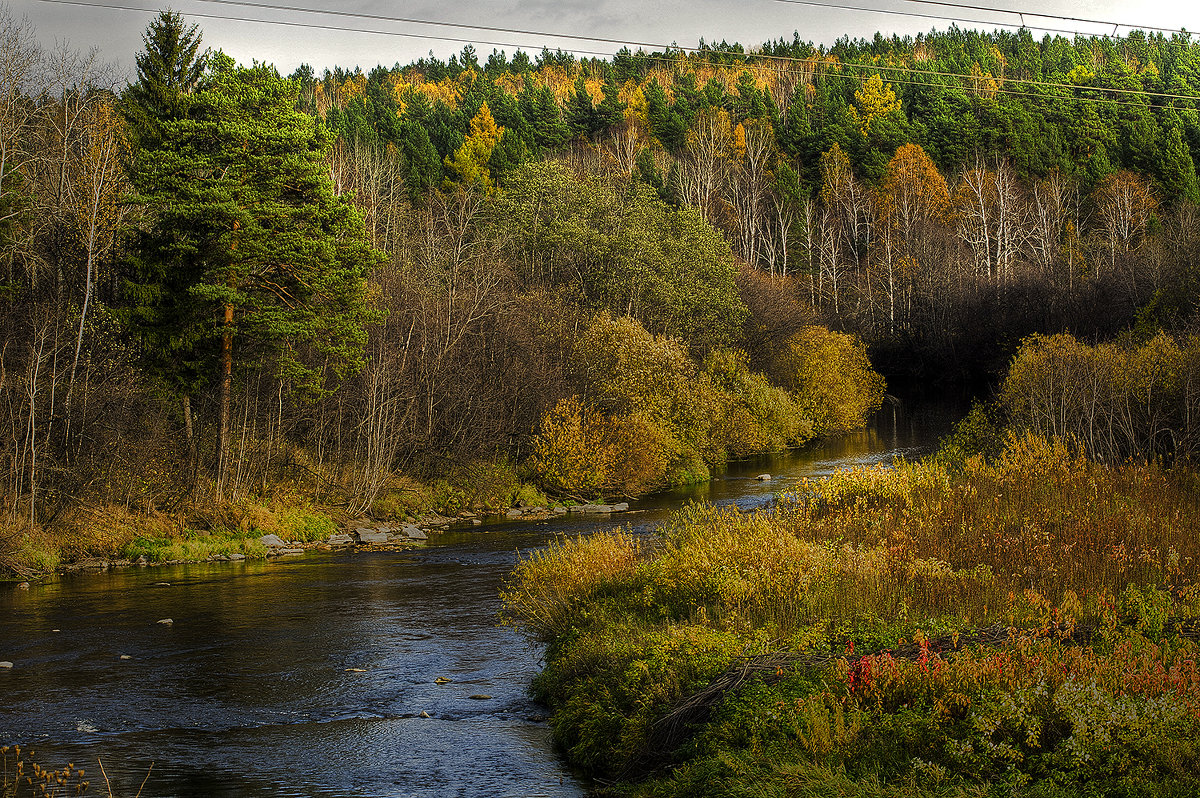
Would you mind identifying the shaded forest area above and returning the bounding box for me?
[313,24,1200,372]
[3,7,1200,570]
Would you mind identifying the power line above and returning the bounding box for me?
[183,0,672,53]
[28,0,1200,112]
[768,0,1124,39]
[893,0,1194,38]
[846,58,1200,105]
[30,0,623,57]
[33,0,1196,62]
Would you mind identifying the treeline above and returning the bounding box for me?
[933,330,1200,464]
[313,25,1200,373]
[6,3,1200,567]
[0,10,887,569]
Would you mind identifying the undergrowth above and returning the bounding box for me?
[503,432,1200,796]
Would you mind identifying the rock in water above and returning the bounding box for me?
[404,527,428,541]
[468,694,493,700]
[756,474,772,481]
[0,661,13,669]
[355,529,388,544]
[258,533,286,548]
[156,618,173,626]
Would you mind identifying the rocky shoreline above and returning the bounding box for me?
[40,502,635,575]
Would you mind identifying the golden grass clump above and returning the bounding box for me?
[502,530,644,643]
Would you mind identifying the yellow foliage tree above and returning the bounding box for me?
[527,397,673,498]
[444,103,502,192]
[528,396,615,498]
[850,73,901,136]
[773,326,885,435]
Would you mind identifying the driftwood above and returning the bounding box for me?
[620,624,1015,778]
[624,618,1200,779]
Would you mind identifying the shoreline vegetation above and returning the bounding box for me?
[503,436,1200,797]
[501,338,1200,797]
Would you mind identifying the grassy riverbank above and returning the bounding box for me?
[1,461,552,577]
[503,433,1200,796]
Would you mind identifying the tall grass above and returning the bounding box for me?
[503,432,1200,791]
[779,432,1200,607]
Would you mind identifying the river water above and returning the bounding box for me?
[0,396,962,797]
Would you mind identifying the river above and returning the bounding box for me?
[0,395,963,797]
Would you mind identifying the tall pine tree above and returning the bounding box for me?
[124,15,382,499]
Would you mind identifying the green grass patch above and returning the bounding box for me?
[123,527,268,563]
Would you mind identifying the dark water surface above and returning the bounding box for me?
[0,395,963,797]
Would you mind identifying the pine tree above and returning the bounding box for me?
[122,11,206,147]
[124,24,382,498]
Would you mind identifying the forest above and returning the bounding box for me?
[1,8,1199,575]
[4,5,1200,796]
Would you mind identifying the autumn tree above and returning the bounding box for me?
[817,143,871,313]
[677,108,731,222]
[0,7,41,275]
[875,143,949,333]
[444,102,502,192]
[1094,170,1158,290]
[850,73,901,137]
[62,98,128,444]
[771,326,885,435]
[953,156,1028,284]
[728,117,777,268]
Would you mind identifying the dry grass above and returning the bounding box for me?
[507,431,1200,646]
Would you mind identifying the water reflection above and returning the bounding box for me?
[0,393,964,797]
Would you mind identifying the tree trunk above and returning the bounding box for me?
[216,221,239,501]
[216,299,233,501]
[182,393,196,495]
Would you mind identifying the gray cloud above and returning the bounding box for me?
[7,0,1198,80]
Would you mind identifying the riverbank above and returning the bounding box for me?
[0,402,963,797]
[1,490,645,580]
[502,433,1200,796]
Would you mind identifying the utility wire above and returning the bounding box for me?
[34,0,1192,57]
[893,0,1194,38]
[768,0,1132,39]
[848,59,1200,104]
[180,0,672,52]
[29,0,1200,112]
[31,0,621,56]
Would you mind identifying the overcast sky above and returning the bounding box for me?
[7,0,1200,81]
